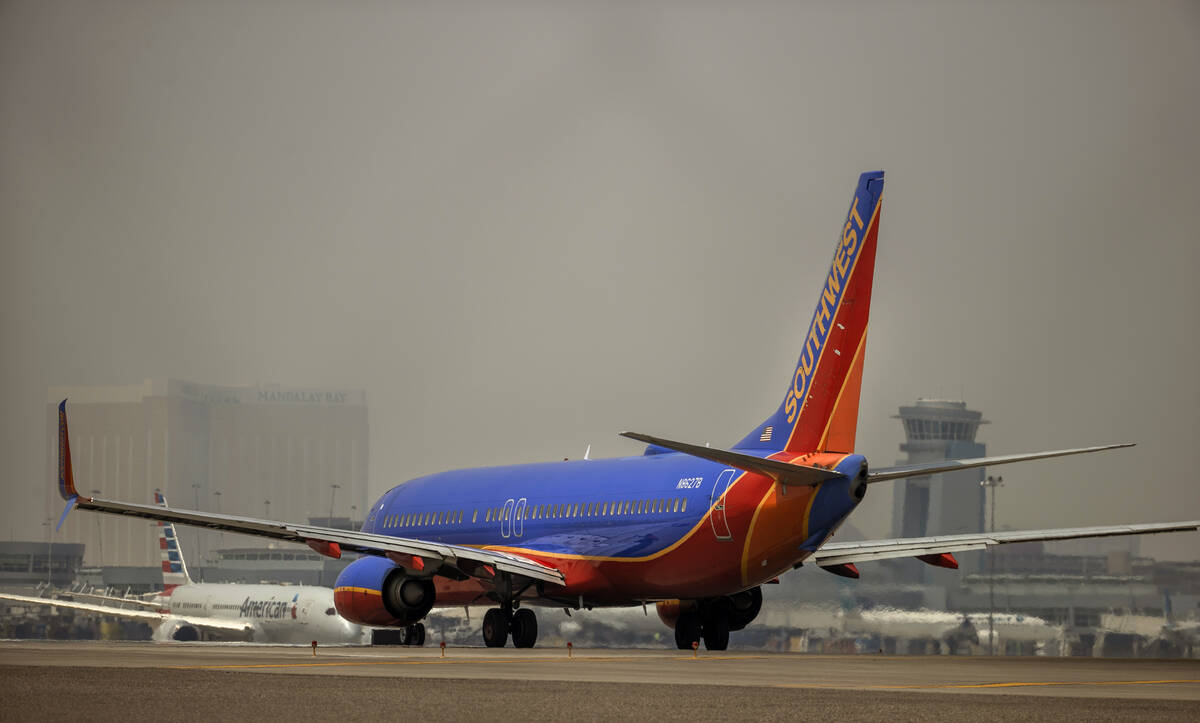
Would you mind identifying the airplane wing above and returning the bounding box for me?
[0,592,253,634]
[865,443,1134,483]
[65,496,565,587]
[53,401,563,588]
[812,520,1200,567]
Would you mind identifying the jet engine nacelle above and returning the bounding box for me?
[655,599,697,630]
[334,556,435,627]
[153,618,201,642]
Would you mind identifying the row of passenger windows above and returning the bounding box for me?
[488,497,689,522]
[378,497,690,530]
[380,509,467,530]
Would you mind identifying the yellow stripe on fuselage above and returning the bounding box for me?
[334,586,381,596]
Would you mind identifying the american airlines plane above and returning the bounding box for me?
[2,494,372,644]
[51,171,1200,649]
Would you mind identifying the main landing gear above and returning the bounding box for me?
[674,588,763,651]
[675,609,727,650]
[402,622,426,646]
[482,604,538,648]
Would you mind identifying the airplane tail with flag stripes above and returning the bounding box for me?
[153,492,192,592]
[736,171,884,454]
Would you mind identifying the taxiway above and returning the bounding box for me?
[1,641,1197,721]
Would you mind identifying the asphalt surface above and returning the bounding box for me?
[1,642,1198,721]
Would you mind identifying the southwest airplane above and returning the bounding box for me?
[3,494,370,644]
[53,171,1199,650]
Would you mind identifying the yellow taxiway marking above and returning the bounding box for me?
[882,679,1200,690]
[778,679,1200,691]
[167,654,770,671]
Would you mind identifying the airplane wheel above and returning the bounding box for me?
[510,608,538,648]
[674,612,701,650]
[413,622,426,646]
[702,613,730,651]
[402,624,414,645]
[482,608,509,648]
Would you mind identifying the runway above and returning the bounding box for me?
[2,641,1198,721]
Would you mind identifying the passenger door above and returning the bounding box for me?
[500,498,515,539]
[513,498,527,538]
[709,469,736,541]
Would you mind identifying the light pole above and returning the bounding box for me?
[329,484,342,526]
[980,474,1004,655]
[192,482,203,561]
[42,518,52,588]
[212,491,224,553]
[91,489,103,565]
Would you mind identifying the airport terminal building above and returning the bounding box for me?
[45,379,368,568]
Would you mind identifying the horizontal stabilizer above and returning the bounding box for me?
[812,520,1200,567]
[866,443,1135,483]
[618,432,846,487]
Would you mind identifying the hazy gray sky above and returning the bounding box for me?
[2,1,1198,559]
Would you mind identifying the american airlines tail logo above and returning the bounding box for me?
[784,195,869,423]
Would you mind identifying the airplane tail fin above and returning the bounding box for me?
[57,400,78,500]
[153,491,192,591]
[735,171,884,454]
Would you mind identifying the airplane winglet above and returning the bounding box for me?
[56,495,78,532]
[57,399,80,500]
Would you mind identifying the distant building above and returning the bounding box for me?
[193,517,364,586]
[889,399,988,577]
[0,541,84,590]
[75,566,163,595]
[45,379,368,568]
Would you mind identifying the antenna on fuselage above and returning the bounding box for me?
[584,445,591,460]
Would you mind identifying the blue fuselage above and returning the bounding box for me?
[362,451,864,569]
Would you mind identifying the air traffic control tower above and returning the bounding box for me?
[890,399,988,578]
